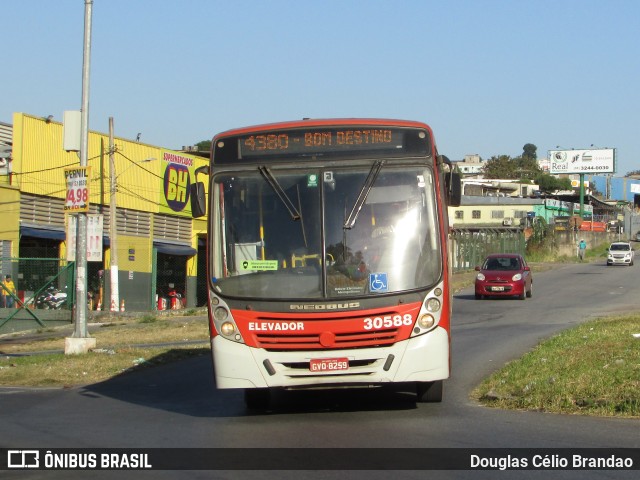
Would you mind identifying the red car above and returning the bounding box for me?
[474,253,533,300]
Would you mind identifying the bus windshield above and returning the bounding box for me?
[211,163,441,300]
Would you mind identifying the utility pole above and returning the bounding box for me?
[65,0,95,354]
[109,117,119,312]
[579,173,585,218]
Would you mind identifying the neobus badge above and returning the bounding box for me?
[289,302,360,310]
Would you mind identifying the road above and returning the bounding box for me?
[1,261,639,479]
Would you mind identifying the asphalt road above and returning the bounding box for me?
[1,260,639,479]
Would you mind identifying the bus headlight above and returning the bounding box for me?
[417,313,436,330]
[213,307,229,321]
[425,297,441,313]
[220,322,236,336]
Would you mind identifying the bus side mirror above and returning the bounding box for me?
[191,165,209,218]
[191,182,206,218]
[438,155,461,207]
[445,171,461,207]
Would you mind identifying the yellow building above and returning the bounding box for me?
[0,113,209,313]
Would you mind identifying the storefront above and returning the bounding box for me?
[0,113,209,314]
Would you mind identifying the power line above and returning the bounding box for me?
[10,152,105,176]
[117,184,159,205]
[115,150,165,181]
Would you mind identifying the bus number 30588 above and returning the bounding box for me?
[364,314,413,330]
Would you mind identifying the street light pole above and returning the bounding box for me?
[65,0,94,354]
[108,117,119,312]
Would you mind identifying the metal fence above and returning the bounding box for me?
[450,229,526,273]
[0,258,75,334]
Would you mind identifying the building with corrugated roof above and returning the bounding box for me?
[0,113,209,315]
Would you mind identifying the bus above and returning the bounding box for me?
[190,118,461,408]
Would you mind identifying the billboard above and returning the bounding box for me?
[548,148,615,174]
[159,150,196,216]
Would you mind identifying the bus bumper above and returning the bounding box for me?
[212,327,449,389]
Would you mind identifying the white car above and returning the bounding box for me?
[607,242,634,266]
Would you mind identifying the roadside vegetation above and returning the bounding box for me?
[0,315,209,387]
[526,236,611,263]
[473,314,640,418]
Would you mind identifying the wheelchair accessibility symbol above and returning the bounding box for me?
[369,273,388,293]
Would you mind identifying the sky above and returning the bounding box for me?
[3,0,640,175]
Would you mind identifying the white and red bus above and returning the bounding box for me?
[191,119,461,408]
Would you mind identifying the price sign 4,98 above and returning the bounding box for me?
[64,166,91,212]
[66,187,89,205]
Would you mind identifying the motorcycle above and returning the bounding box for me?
[35,285,68,310]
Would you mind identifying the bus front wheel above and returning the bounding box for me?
[244,388,271,410]
[416,380,443,403]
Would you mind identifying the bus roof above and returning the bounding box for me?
[214,118,432,139]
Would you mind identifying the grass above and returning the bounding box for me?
[472,315,640,418]
[0,316,210,387]
[527,240,611,264]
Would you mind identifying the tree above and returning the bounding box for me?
[482,154,542,181]
[482,155,517,179]
[522,143,537,161]
[515,156,542,180]
[535,173,572,193]
[195,140,212,152]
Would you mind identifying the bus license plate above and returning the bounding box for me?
[491,286,505,291]
[309,358,349,372]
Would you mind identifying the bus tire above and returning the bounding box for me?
[416,380,443,403]
[244,388,271,410]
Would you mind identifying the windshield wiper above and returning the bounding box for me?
[343,160,384,229]
[258,166,301,221]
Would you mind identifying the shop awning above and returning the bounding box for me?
[153,241,197,256]
[20,226,66,240]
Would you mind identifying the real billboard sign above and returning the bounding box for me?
[548,148,615,174]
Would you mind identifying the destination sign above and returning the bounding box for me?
[212,126,430,164]
[241,129,398,156]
